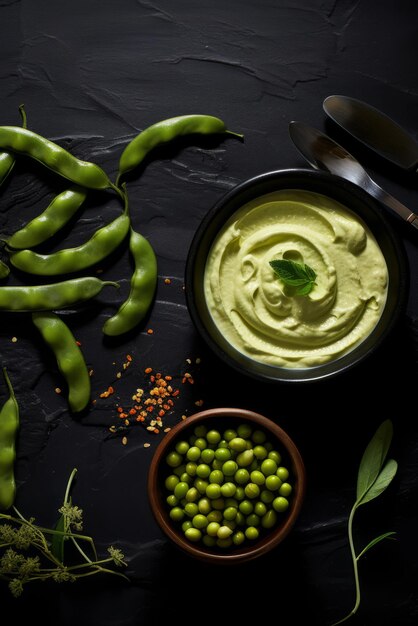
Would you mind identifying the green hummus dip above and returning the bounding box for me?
[203,189,388,368]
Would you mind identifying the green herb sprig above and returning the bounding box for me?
[0,468,128,597]
[331,420,398,624]
[269,258,317,296]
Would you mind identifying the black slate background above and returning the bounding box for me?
[0,1,417,625]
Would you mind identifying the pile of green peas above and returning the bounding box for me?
[163,422,293,549]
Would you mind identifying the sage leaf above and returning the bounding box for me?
[357,531,396,561]
[357,458,398,506]
[356,419,393,502]
[269,258,317,296]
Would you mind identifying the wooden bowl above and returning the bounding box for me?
[147,407,306,564]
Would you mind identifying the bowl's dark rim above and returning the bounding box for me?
[184,168,409,383]
[147,407,307,564]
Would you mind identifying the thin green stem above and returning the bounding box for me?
[63,468,77,505]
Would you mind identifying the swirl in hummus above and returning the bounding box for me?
[203,190,388,368]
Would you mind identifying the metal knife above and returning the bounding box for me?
[323,95,418,173]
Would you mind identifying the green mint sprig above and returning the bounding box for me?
[269,259,317,296]
[331,420,398,624]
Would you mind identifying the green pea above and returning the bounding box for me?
[261,458,277,476]
[212,459,224,470]
[235,487,245,500]
[217,525,233,539]
[206,484,222,500]
[236,449,254,467]
[174,481,189,499]
[246,513,260,527]
[273,496,289,513]
[279,482,293,497]
[265,442,273,452]
[180,473,192,485]
[234,468,250,485]
[186,462,197,476]
[224,498,238,508]
[207,510,222,523]
[223,519,236,531]
[215,447,231,462]
[276,466,290,481]
[235,511,245,526]
[237,423,252,439]
[252,430,266,444]
[192,514,208,529]
[254,502,267,517]
[201,448,215,464]
[173,464,186,476]
[196,463,211,479]
[186,446,201,462]
[209,469,224,484]
[185,527,202,542]
[250,470,265,486]
[211,498,225,511]
[185,487,199,502]
[232,530,246,546]
[253,445,268,460]
[265,475,282,491]
[218,439,229,449]
[223,429,237,442]
[166,495,178,507]
[175,440,190,455]
[206,521,221,537]
[206,429,221,445]
[228,437,247,452]
[220,482,236,497]
[198,498,211,515]
[268,450,282,464]
[194,437,207,450]
[223,506,238,521]
[245,526,259,540]
[239,500,253,515]
[169,507,184,522]
[222,460,238,476]
[166,451,182,468]
[203,535,217,547]
[193,425,207,438]
[217,537,233,548]
[194,479,209,494]
[262,510,278,529]
[244,483,260,499]
[164,475,179,491]
[182,520,193,532]
[184,502,199,518]
[260,490,275,505]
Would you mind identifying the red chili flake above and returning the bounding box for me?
[158,409,165,417]
[76,340,82,346]
[172,390,179,397]
[126,354,133,362]
[129,408,137,415]
[145,367,152,374]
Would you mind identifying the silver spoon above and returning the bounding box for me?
[289,120,418,230]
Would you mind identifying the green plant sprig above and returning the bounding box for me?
[331,420,398,625]
[269,258,317,296]
[0,468,128,597]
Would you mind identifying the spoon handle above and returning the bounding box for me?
[366,177,418,230]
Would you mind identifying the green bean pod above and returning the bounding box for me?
[0,104,27,189]
[0,260,10,279]
[0,368,19,510]
[32,312,91,413]
[0,277,118,311]
[7,186,88,250]
[102,228,157,336]
[9,210,131,275]
[116,114,243,185]
[0,126,116,191]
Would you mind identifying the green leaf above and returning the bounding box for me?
[269,259,317,296]
[357,531,396,560]
[50,514,66,563]
[357,458,398,506]
[356,420,393,502]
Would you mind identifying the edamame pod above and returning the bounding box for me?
[9,210,130,276]
[103,229,157,336]
[0,368,19,510]
[32,312,91,413]
[7,186,88,250]
[0,126,116,191]
[0,277,118,311]
[0,104,27,189]
[116,114,243,185]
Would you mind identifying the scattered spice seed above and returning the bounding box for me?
[144,443,151,448]
[164,278,171,284]
[195,400,204,407]
[55,388,61,394]
[11,337,17,343]
[147,328,154,335]
[122,436,128,445]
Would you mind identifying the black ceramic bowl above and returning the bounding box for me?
[185,168,408,383]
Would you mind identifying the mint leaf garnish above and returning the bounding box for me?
[269,259,317,296]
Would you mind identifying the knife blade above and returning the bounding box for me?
[323,95,418,173]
